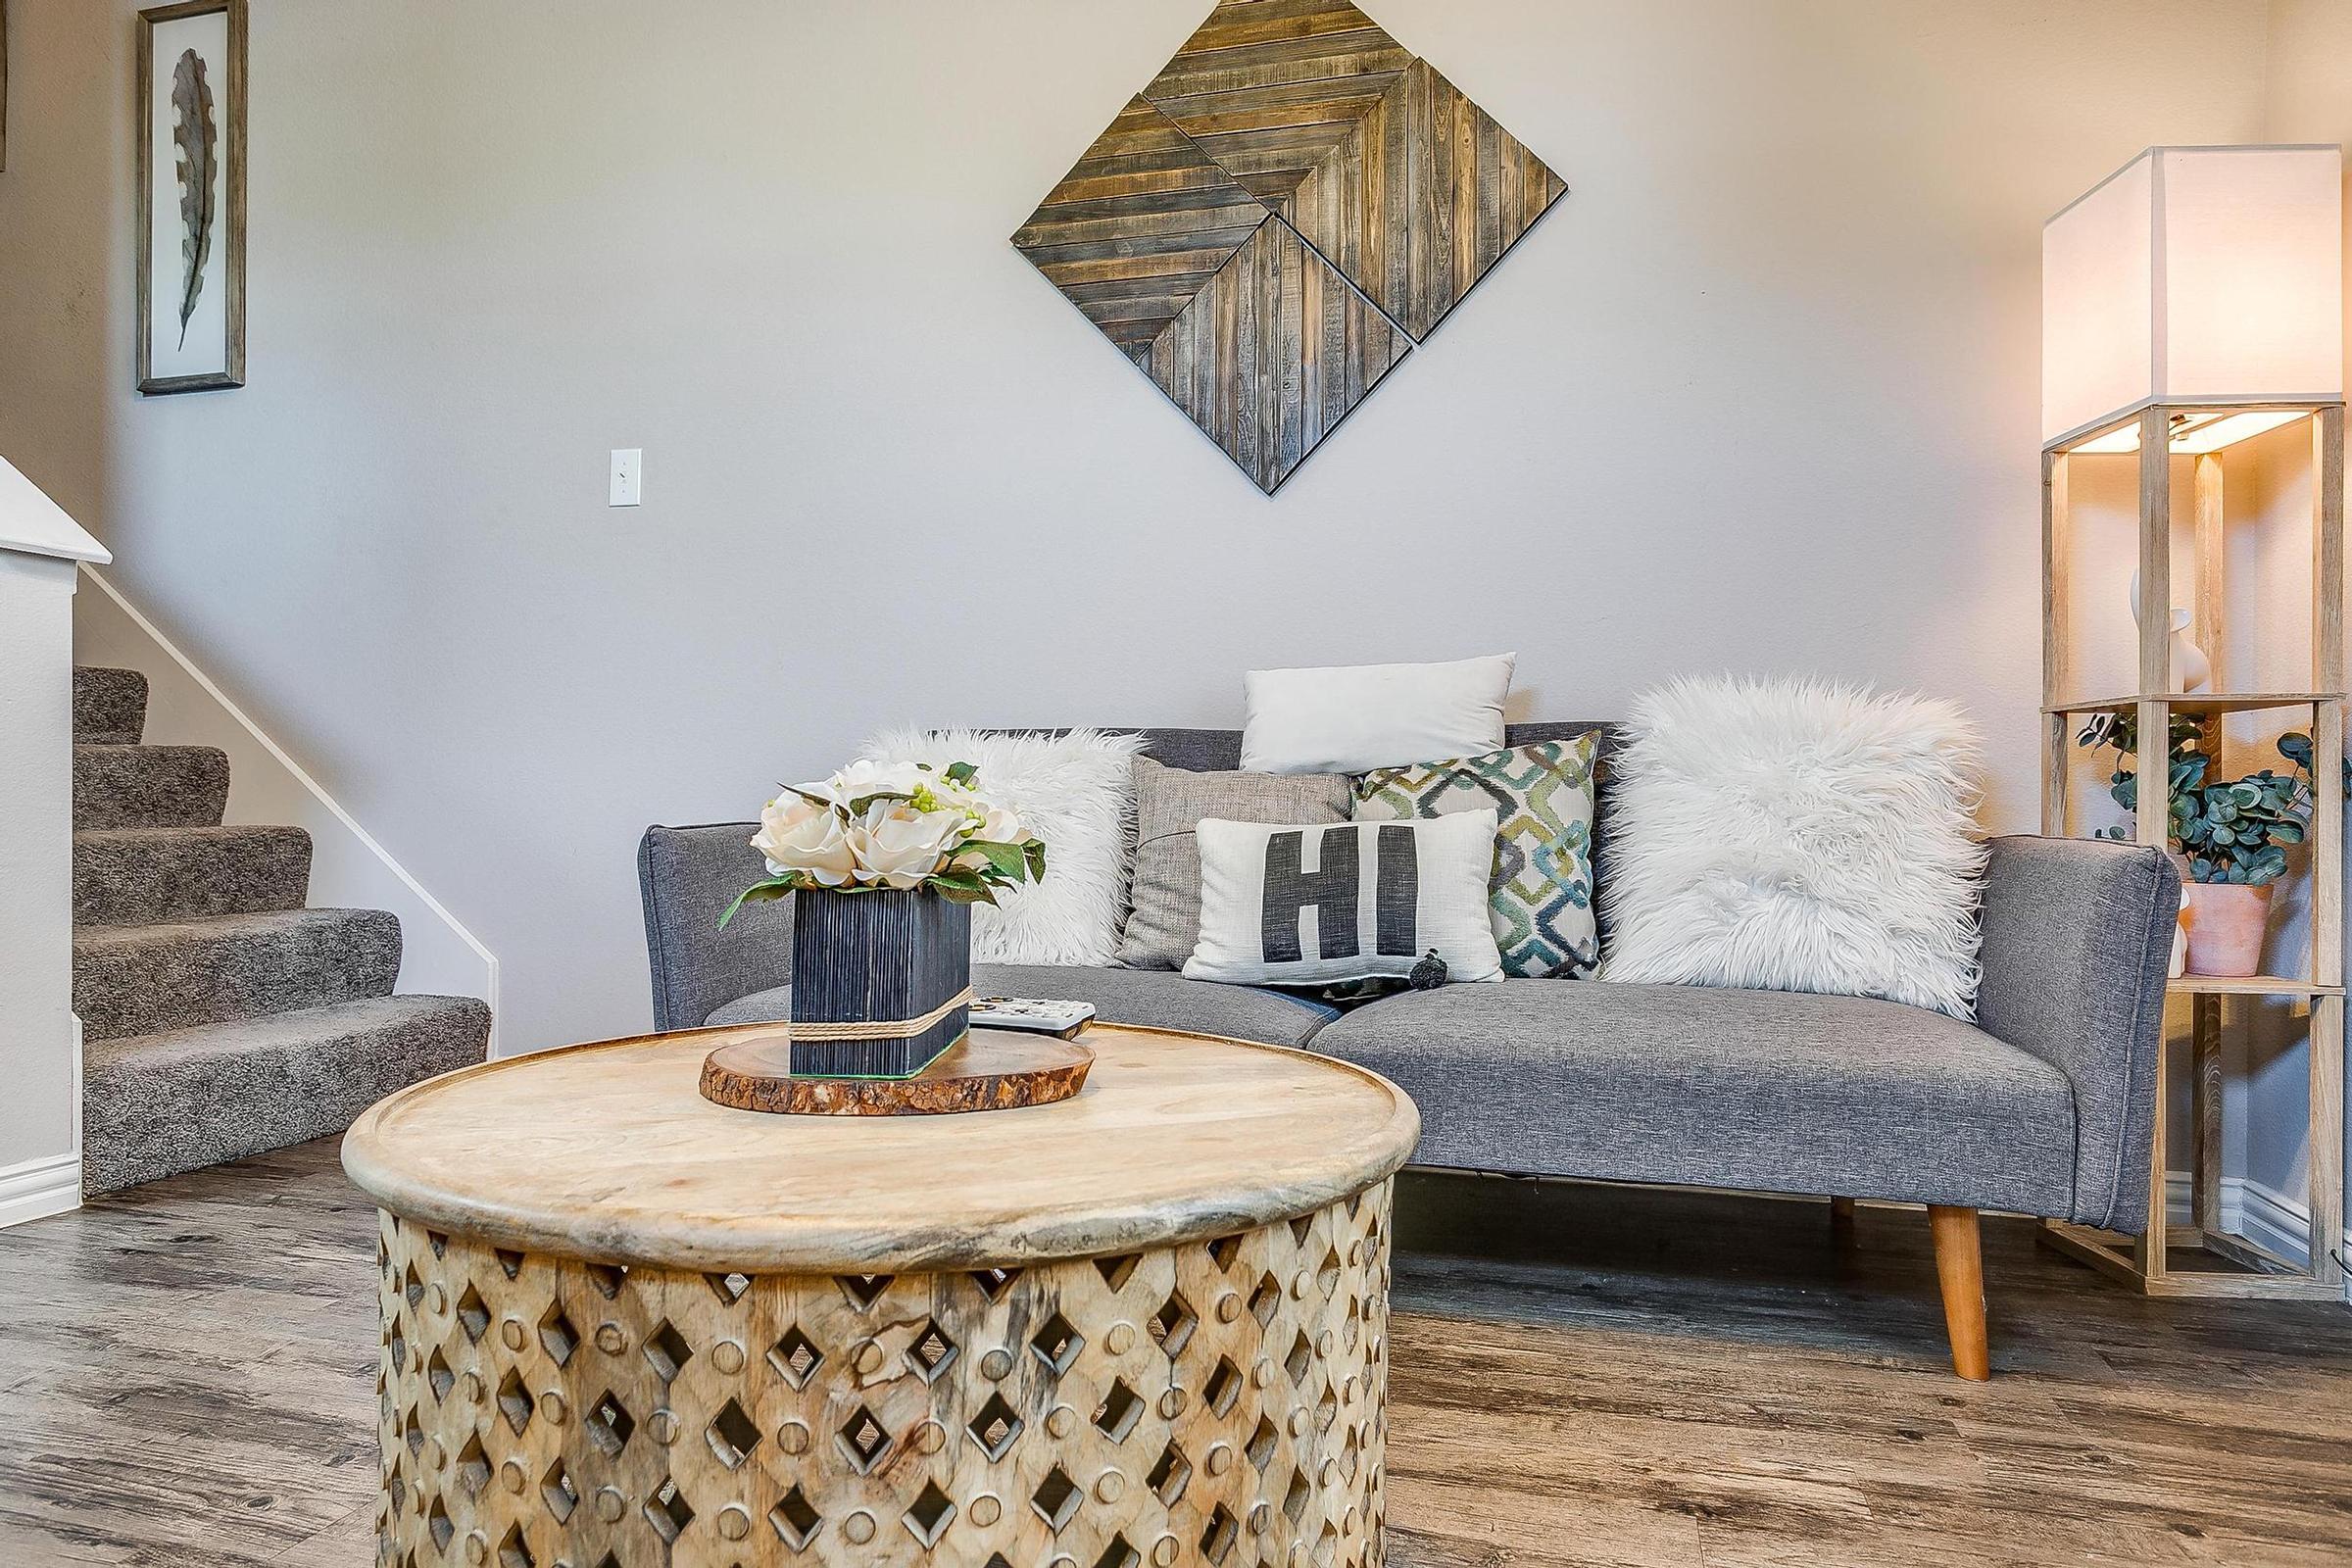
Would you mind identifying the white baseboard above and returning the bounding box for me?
[0,1150,81,1228]
[2164,1170,2348,1281]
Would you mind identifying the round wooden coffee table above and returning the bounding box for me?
[342,1022,1418,1568]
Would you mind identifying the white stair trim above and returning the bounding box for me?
[75,564,501,1052]
[0,455,109,564]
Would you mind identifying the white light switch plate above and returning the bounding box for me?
[609,448,642,507]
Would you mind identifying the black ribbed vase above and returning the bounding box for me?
[788,887,971,1078]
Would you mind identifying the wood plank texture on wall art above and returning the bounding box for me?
[1144,3,1565,340]
[1010,96,1273,356]
[1141,3,1414,212]
[1147,216,1410,492]
[1282,58,1567,339]
[1013,0,1565,489]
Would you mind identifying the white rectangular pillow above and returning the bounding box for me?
[1183,812,1504,987]
[1241,654,1515,774]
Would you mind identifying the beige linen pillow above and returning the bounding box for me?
[1114,755,1351,969]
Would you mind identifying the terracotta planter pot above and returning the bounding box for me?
[2180,881,2273,977]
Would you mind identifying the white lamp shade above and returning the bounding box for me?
[2042,145,2343,446]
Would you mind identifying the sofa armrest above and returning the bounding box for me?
[1974,834,2180,1233]
[637,823,793,1033]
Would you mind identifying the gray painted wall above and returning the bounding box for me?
[3,0,2343,1248]
[0,0,2277,1049]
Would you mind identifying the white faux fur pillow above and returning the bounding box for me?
[858,727,1147,966]
[1599,676,1987,1018]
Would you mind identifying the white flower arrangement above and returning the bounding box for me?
[721,760,1048,928]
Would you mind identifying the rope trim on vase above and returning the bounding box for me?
[785,988,973,1041]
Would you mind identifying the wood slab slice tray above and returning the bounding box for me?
[699,1028,1093,1116]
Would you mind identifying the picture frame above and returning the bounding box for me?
[135,0,244,394]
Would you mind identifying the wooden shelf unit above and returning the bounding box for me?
[2040,398,2347,1300]
[2046,692,2338,715]
[2164,974,2342,998]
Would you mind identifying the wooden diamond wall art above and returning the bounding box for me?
[1014,0,1566,494]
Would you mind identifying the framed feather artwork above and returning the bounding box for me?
[135,0,244,394]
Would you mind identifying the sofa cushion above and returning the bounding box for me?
[1597,676,1986,1019]
[705,962,1341,1049]
[1186,814,1504,988]
[1306,979,2079,1216]
[1115,757,1351,970]
[1352,733,1602,979]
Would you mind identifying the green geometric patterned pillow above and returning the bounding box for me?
[1351,733,1600,979]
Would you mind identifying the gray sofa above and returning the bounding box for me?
[639,723,2180,1379]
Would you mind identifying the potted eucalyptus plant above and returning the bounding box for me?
[2079,712,2331,976]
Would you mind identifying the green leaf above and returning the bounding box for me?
[1024,839,1048,882]
[925,869,1000,906]
[718,876,799,930]
[844,790,915,816]
[957,839,1029,879]
[944,760,979,787]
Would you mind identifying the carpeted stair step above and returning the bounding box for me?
[80,995,493,1194]
[72,665,148,745]
[73,744,230,830]
[74,825,313,928]
[73,906,401,1044]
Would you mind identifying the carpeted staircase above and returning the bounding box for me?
[71,664,491,1194]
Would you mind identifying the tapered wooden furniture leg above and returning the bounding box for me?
[1830,1197,1856,1244]
[1929,1204,1990,1381]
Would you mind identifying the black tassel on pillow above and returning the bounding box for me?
[1408,951,1448,990]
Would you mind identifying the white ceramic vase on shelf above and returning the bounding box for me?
[2129,570,2212,694]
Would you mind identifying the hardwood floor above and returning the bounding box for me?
[2,1143,2348,1566]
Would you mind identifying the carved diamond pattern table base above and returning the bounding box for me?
[372,1184,1393,1568]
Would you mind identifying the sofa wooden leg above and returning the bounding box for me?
[1830,1197,1856,1244]
[1928,1204,1990,1381]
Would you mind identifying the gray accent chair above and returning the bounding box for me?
[639,724,2179,1379]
